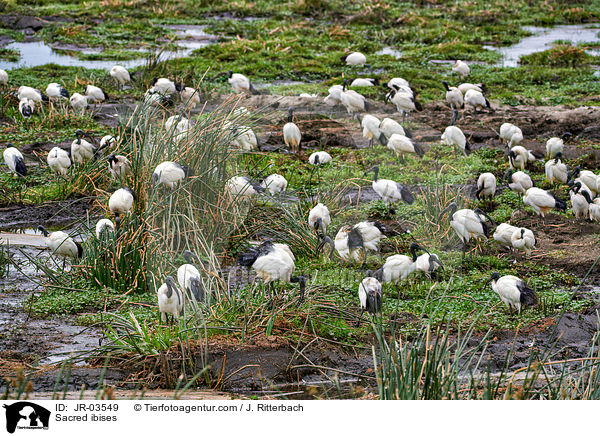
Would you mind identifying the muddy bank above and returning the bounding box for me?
[0,198,92,229]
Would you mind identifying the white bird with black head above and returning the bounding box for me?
[177,250,204,303]
[357,273,382,325]
[157,276,184,324]
[152,161,192,189]
[364,165,414,215]
[3,145,27,177]
[47,147,71,176]
[38,225,83,268]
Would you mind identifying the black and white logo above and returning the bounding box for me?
[3,402,50,433]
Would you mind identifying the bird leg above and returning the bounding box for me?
[395,283,405,300]
[450,109,459,126]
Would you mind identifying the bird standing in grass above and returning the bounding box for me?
[523,187,566,218]
[180,86,201,109]
[504,169,533,194]
[238,241,306,303]
[441,125,470,156]
[85,85,107,104]
[499,123,523,148]
[283,108,301,153]
[487,272,537,314]
[370,243,424,299]
[110,65,130,88]
[511,227,535,256]
[380,117,410,140]
[340,80,369,115]
[442,81,463,125]
[47,147,71,176]
[476,172,496,203]
[387,84,422,121]
[177,251,204,302]
[226,176,264,197]
[308,151,332,165]
[3,145,27,177]
[357,274,382,325]
[357,114,387,147]
[157,276,184,324]
[546,132,571,159]
[386,133,424,160]
[46,83,69,101]
[228,71,259,94]
[71,129,95,164]
[334,221,385,266]
[95,218,115,239]
[308,203,331,237]
[0,69,7,86]
[364,165,414,214]
[70,93,88,113]
[438,202,494,256]
[545,152,568,184]
[109,187,135,229]
[152,161,192,189]
[260,174,288,195]
[453,60,470,78]
[17,86,47,104]
[108,154,131,179]
[341,52,367,66]
[493,223,519,249]
[464,89,490,111]
[38,225,83,268]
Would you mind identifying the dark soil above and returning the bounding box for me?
[0,198,92,230]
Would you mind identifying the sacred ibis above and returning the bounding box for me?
[38,226,82,268]
[226,176,264,197]
[523,187,566,218]
[453,60,470,78]
[3,145,27,177]
[110,65,130,88]
[308,151,332,165]
[487,272,537,314]
[283,108,301,153]
[334,221,385,265]
[442,81,463,125]
[357,114,386,147]
[441,125,470,156]
[493,223,519,249]
[357,275,382,325]
[152,161,192,189]
[364,165,414,214]
[387,133,424,160]
[341,52,367,66]
[71,129,95,164]
[47,147,71,176]
[260,174,288,195]
[438,202,494,255]
[95,218,115,239]
[228,71,259,94]
[18,98,35,119]
[545,152,568,184]
[109,187,135,228]
[476,172,496,202]
[504,169,533,194]
[108,154,131,179]
[511,227,535,256]
[546,132,572,159]
[308,203,331,236]
[237,241,306,302]
[177,250,204,302]
[157,276,184,324]
[46,83,69,101]
[464,89,490,111]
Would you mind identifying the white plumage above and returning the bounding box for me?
[231,125,258,151]
[458,83,485,94]
[476,172,496,201]
[365,165,413,206]
[523,187,566,217]
[387,133,423,159]
[3,146,27,176]
[0,69,7,85]
[110,65,130,87]
[388,87,421,120]
[165,115,189,134]
[157,276,184,323]
[441,125,469,155]
[340,87,368,114]
[570,186,592,220]
[283,108,301,153]
[109,188,135,217]
[71,130,95,164]
[308,203,331,235]
[177,252,204,302]
[85,85,106,103]
[571,167,599,195]
[180,87,201,109]
[380,118,407,140]
[334,222,385,262]
[351,78,377,87]
[359,114,386,147]
[464,89,489,110]
[47,147,71,176]
[506,170,533,193]
[452,60,470,78]
[358,277,382,316]
[152,161,189,189]
[415,252,443,276]
[19,98,35,119]
[342,52,366,66]
[493,223,519,248]
[70,93,87,113]
[226,176,261,197]
[100,135,116,149]
[388,77,410,89]
[323,85,343,106]
[152,77,177,96]
[38,226,82,260]
[46,83,69,100]
[511,227,535,256]
[443,81,463,110]
[95,218,115,239]
[499,123,523,148]
[439,203,490,245]
[545,154,568,184]
[373,253,416,290]
[508,145,531,170]
[589,198,600,222]
[260,174,288,195]
[228,72,254,93]
[488,273,537,314]
[308,151,332,165]
[108,154,131,179]
[18,86,44,103]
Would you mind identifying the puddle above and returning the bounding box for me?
[0,25,218,71]
[376,47,402,59]
[0,246,101,365]
[485,24,600,67]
